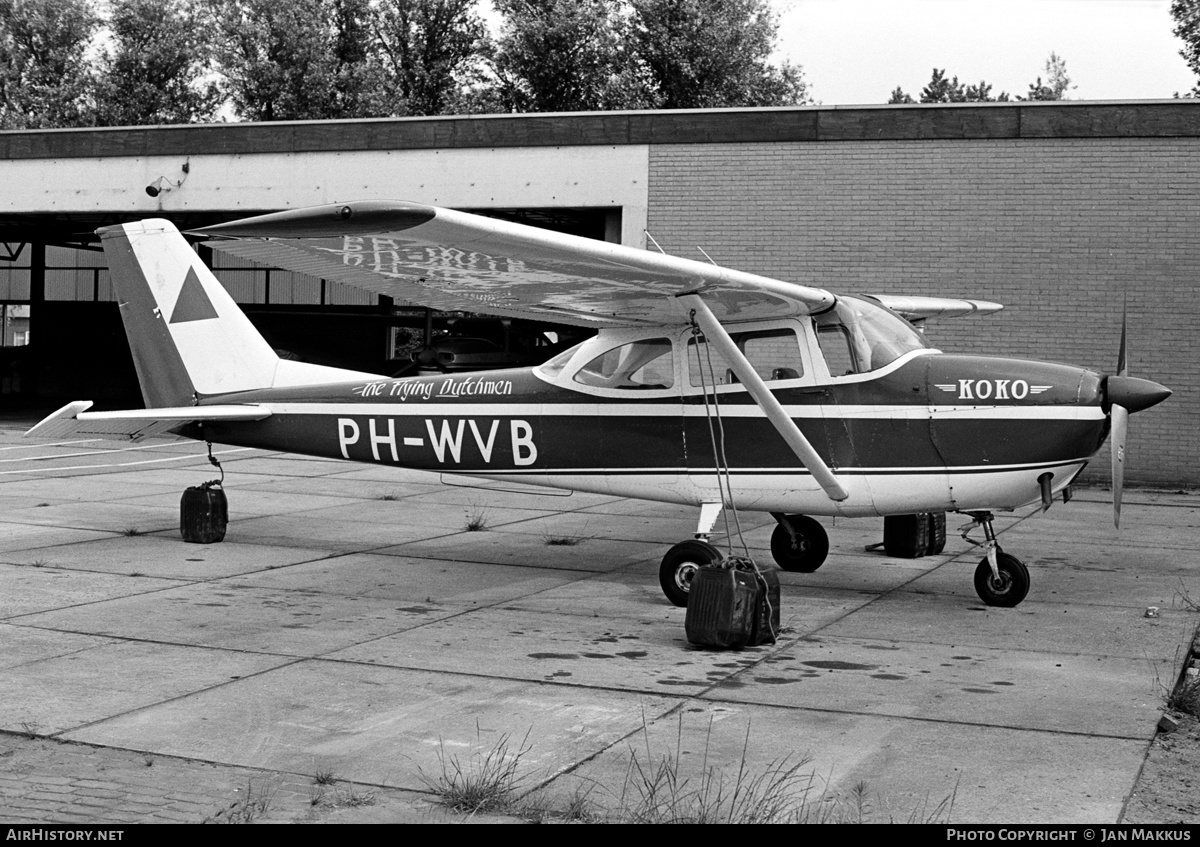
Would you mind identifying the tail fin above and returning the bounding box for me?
[100,219,372,407]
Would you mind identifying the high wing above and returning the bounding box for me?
[27,401,271,441]
[193,201,835,327]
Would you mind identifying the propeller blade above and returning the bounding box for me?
[1108,403,1128,527]
[1111,403,1128,529]
[1117,301,1128,377]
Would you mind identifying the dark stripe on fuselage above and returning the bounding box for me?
[197,356,1108,476]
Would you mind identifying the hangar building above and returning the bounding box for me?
[0,101,1196,486]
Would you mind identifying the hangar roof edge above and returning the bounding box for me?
[2,101,1199,161]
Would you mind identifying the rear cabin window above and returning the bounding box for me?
[572,338,674,390]
[686,328,804,388]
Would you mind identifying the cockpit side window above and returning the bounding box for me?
[573,338,674,390]
[687,328,805,387]
[813,296,929,377]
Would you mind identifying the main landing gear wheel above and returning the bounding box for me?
[660,539,723,607]
[973,552,1030,608]
[770,514,829,573]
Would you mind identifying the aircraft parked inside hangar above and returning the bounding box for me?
[28,201,1170,608]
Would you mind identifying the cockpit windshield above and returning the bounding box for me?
[813,296,929,376]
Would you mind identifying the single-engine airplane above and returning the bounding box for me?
[27,201,1170,609]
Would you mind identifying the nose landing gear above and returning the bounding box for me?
[961,511,1030,607]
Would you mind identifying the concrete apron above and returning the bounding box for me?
[1,427,1197,823]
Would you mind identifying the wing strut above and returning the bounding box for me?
[677,294,849,502]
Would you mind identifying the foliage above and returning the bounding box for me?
[628,0,808,108]
[488,0,646,112]
[93,0,222,126]
[1172,0,1200,97]
[916,68,1010,103]
[373,0,489,116]
[211,0,385,121]
[0,0,99,128]
[1020,51,1072,101]
[893,54,1074,105]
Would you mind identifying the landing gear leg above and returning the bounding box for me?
[960,511,1030,607]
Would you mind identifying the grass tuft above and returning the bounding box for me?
[121,526,146,537]
[419,726,532,815]
[377,491,401,502]
[1168,675,1200,718]
[545,536,583,547]
[463,509,490,532]
[615,717,814,824]
[313,764,337,786]
[203,778,276,824]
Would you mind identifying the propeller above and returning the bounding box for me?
[1104,308,1171,528]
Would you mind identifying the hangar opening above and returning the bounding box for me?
[0,205,619,407]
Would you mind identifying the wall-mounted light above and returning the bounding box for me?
[145,161,190,197]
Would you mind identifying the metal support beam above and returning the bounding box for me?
[679,293,849,502]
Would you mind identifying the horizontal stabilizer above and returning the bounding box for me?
[25,401,271,441]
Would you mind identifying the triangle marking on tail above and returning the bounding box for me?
[170,266,219,324]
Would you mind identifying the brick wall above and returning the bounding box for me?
[648,137,1200,486]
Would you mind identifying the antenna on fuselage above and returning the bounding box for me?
[696,247,718,266]
[644,231,667,254]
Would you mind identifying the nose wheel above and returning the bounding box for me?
[973,552,1030,607]
[961,511,1031,607]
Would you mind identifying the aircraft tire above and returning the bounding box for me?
[659,540,722,607]
[973,553,1030,607]
[770,515,829,573]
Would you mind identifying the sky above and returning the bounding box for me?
[772,0,1197,104]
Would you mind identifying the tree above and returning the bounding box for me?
[628,0,808,108]
[373,0,488,116]
[0,0,99,128]
[1175,0,1200,97]
[1020,51,1072,101]
[93,0,222,126]
[918,68,1008,103]
[888,86,914,104]
[211,0,382,121]
[488,0,645,112]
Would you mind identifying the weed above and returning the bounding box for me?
[1174,579,1200,612]
[1168,675,1200,718]
[121,526,146,537]
[129,572,144,578]
[313,764,337,786]
[614,716,814,824]
[311,782,377,809]
[377,491,401,502]
[545,536,583,547]
[203,778,277,824]
[19,721,41,739]
[35,502,49,508]
[418,725,532,815]
[29,559,46,568]
[143,756,154,768]
[463,509,490,532]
